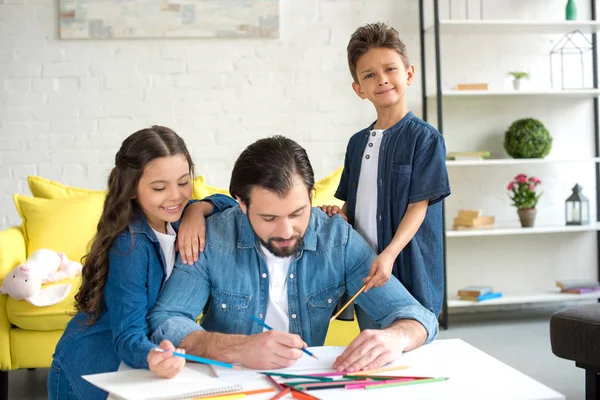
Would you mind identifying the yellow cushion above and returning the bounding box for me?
[313,166,344,207]
[28,175,105,199]
[10,328,65,368]
[192,175,231,200]
[6,277,80,331]
[324,317,360,346]
[13,194,104,262]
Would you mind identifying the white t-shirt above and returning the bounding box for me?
[152,223,177,280]
[260,244,292,333]
[354,129,385,252]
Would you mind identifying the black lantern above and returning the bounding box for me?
[565,184,589,225]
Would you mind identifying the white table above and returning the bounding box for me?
[185,339,564,400]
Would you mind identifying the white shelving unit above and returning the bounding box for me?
[419,1,600,327]
[426,19,600,34]
[446,158,600,167]
[430,89,600,98]
[448,290,600,308]
[446,222,600,237]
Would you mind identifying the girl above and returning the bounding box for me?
[48,126,236,400]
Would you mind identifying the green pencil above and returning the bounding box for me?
[365,377,448,390]
[261,372,334,382]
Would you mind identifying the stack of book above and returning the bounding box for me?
[457,286,503,302]
[446,151,491,161]
[453,209,495,230]
[556,279,600,294]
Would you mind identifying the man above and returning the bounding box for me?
[147,136,438,372]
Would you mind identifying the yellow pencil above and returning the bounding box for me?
[199,394,245,400]
[330,282,368,322]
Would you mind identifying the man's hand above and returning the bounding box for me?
[147,340,186,378]
[364,250,395,292]
[318,205,348,221]
[178,202,213,265]
[240,330,306,369]
[332,329,407,372]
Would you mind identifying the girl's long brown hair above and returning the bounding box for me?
[75,126,194,325]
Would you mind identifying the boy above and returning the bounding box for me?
[321,22,450,326]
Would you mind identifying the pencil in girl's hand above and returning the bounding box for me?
[249,315,318,359]
[153,348,241,370]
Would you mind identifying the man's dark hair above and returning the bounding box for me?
[229,135,315,206]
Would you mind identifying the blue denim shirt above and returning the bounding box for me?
[51,194,236,400]
[336,112,451,317]
[148,206,439,348]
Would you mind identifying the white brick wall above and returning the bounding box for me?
[0,0,420,229]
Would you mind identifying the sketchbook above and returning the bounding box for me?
[211,346,347,377]
[83,367,242,400]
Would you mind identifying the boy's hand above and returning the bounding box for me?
[318,205,347,221]
[178,202,213,265]
[148,340,186,379]
[364,251,395,291]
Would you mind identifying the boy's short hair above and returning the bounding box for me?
[347,22,409,83]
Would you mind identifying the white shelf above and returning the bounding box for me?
[429,89,600,98]
[426,19,600,34]
[448,290,600,308]
[446,223,600,237]
[446,158,600,166]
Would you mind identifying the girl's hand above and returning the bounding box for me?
[148,340,185,379]
[178,202,213,265]
[318,205,348,221]
[364,251,395,292]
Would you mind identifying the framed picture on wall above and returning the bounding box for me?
[59,0,280,39]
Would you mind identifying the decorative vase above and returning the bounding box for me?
[518,208,537,228]
[566,0,578,20]
[513,79,521,90]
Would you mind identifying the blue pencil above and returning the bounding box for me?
[153,348,241,369]
[250,315,318,359]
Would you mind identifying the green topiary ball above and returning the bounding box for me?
[504,118,552,159]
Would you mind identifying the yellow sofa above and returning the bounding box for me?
[0,171,358,399]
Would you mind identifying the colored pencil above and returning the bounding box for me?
[345,377,420,389]
[250,315,318,359]
[269,387,290,400]
[265,374,285,390]
[304,364,408,377]
[262,372,334,381]
[330,283,368,322]
[153,348,240,370]
[343,374,429,380]
[344,365,409,376]
[281,384,323,400]
[364,377,448,390]
[200,394,245,400]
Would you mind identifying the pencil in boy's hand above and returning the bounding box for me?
[249,315,318,359]
[153,348,241,370]
[330,282,368,322]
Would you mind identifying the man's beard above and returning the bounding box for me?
[248,219,304,258]
[259,234,303,258]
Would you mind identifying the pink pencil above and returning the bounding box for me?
[346,377,419,390]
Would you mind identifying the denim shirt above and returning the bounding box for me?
[148,206,439,348]
[51,194,237,399]
[336,112,451,317]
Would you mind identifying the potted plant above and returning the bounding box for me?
[504,118,553,159]
[508,71,529,90]
[507,174,543,228]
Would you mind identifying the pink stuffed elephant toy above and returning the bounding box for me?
[0,249,83,307]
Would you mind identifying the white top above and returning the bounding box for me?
[151,223,177,280]
[260,244,292,333]
[354,129,385,252]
